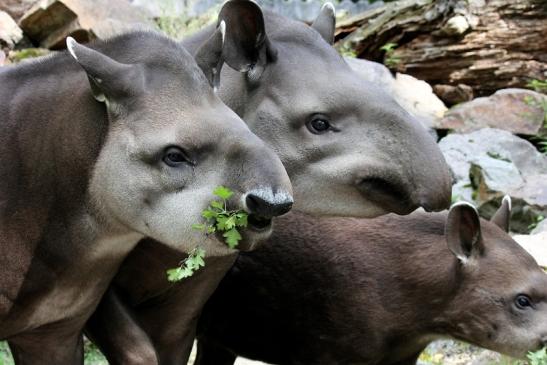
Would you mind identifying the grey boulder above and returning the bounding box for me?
[440,128,547,233]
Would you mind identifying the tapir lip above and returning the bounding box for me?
[356,176,418,216]
[247,214,273,231]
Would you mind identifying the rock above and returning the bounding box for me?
[440,15,470,36]
[19,0,155,49]
[440,128,547,233]
[433,84,474,106]
[0,0,38,21]
[435,89,547,136]
[345,57,395,92]
[513,233,547,268]
[0,10,23,53]
[392,73,448,130]
[345,57,447,135]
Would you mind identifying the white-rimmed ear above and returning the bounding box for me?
[311,2,336,45]
[490,195,511,233]
[66,37,145,104]
[195,0,274,89]
[195,21,226,91]
[445,201,483,263]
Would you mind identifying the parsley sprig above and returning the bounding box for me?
[166,186,248,282]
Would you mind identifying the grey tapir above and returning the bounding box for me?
[0,29,293,364]
[196,197,547,365]
[85,1,453,363]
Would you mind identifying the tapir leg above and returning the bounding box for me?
[194,338,237,365]
[8,331,83,365]
[136,254,239,365]
[85,288,159,365]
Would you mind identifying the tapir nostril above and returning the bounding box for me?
[245,190,293,219]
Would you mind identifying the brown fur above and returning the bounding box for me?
[196,208,547,365]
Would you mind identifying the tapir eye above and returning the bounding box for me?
[162,147,192,167]
[515,294,533,309]
[306,116,332,134]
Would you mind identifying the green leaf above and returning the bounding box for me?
[223,228,242,249]
[528,348,547,365]
[216,215,229,231]
[206,225,216,234]
[224,215,237,230]
[202,209,218,220]
[166,268,183,282]
[192,223,206,231]
[235,213,248,227]
[213,186,233,200]
[210,200,224,210]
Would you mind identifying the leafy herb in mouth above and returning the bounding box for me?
[166,186,248,282]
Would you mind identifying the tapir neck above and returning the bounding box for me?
[0,56,108,215]
[364,215,469,361]
[0,56,131,331]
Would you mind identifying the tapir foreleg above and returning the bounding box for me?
[85,288,158,365]
[8,329,83,365]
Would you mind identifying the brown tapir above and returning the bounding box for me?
[0,30,293,364]
[195,197,547,365]
[85,2,452,364]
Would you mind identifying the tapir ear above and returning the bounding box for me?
[195,22,226,91]
[195,0,273,89]
[490,195,511,233]
[311,2,336,45]
[445,202,484,263]
[66,37,145,104]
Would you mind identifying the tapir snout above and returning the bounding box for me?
[353,88,452,216]
[244,189,294,219]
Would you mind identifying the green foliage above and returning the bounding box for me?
[166,186,248,282]
[527,79,547,94]
[0,341,12,365]
[155,0,218,40]
[528,348,547,365]
[528,215,545,231]
[8,48,51,63]
[523,95,547,127]
[166,247,206,282]
[83,339,107,365]
[380,42,401,68]
[195,186,248,250]
[338,44,358,58]
[487,151,511,162]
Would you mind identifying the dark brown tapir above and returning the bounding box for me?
[0,30,293,364]
[85,1,453,364]
[196,197,547,365]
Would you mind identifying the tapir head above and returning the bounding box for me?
[444,197,547,357]
[66,34,292,254]
[200,0,451,217]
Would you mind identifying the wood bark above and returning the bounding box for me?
[335,0,547,96]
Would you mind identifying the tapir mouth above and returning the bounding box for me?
[356,176,417,215]
[247,214,273,231]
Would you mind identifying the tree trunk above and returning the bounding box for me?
[335,0,547,96]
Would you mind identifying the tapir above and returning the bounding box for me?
[0,30,293,364]
[196,197,547,365]
[85,1,453,364]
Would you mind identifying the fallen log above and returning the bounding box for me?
[335,0,547,96]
